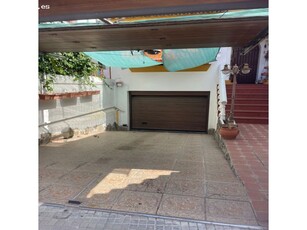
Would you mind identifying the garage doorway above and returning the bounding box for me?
[129,91,210,132]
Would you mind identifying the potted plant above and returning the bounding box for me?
[219,120,240,140]
[219,63,251,140]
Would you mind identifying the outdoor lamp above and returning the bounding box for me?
[221,63,251,123]
[221,64,231,75]
[241,63,251,74]
[115,79,124,87]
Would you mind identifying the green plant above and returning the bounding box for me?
[39,52,101,92]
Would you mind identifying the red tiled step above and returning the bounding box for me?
[226,104,268,111]
[227,93,268,99]
[229,98,268,105]
[235,117,268,124]
[226,110,268,117]
[225,84,268,88]
[226,86,268,94]
[223,84,269,124]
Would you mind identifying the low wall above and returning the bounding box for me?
[38,76,116,143]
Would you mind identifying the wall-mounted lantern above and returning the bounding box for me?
[115,79,124,87]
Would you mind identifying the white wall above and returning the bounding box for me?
[102,78,117,125]
[257,38,269,82]
[109,47,231,130]
[39,75,105,136]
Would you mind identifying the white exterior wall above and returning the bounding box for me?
[256,38,269,83]
[110,47,231,130]
[102,78,117,125]
[38,76,117,136]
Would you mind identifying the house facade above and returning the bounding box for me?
[102,41,267,133]
[39,40,268,139]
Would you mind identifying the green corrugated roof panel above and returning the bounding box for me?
[84,51,161,68]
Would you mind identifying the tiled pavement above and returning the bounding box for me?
[39,203,263,230]
[220,124,268,228]
[39,131,267,229]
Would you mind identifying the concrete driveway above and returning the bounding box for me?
[39,131,259,227]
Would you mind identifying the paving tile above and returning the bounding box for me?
[177,154,205,162]
[251,200,268,212]
[157,194,205,220]
[126,176,168,194]
[206,171,239,183]
[74,172,129,198]
[205,158,230,166]
[173,160,204,170]
[39,184,82,204]
[247,190,267,201]
[259,182,268,190]
[112,190,162,214]
[45,161,86,171]
[206,181,248,201]
[73,162,113,173]
[255,211,269,222]
[170,168,205,181]
[39,168,70,184]
[205,164,234,174]
[77,189,122,209]
[165,179,205,197]
[130,169,175,179]
[206,198,258,225]
[56,171,99,187]
[135,159,176,170]
[39,183,52,192]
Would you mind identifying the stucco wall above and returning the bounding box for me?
[38,76,116,137]
[109,47,231,130]
[256,38,269,83]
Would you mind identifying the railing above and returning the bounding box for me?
[217,67,227,125]
[38,106,124,127]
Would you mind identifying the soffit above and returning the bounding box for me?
[39,17,268,52]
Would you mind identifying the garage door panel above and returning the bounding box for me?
[130,92,209,132]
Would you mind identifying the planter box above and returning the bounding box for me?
[39,90,100,100]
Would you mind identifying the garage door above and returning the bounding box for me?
[130,91,210,132]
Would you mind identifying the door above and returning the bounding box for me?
[130,91,210,132]
[231,46,259,84]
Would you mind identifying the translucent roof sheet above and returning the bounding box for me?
[84,48,220,72]
[84,51,161,68]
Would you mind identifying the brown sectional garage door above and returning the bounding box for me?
[130,91,210,132]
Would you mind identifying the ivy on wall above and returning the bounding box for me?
[39,52,101,92]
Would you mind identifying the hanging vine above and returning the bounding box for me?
[39,52,102,92]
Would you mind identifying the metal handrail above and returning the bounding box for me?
[38,106,124,127]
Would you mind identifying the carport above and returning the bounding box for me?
[39,0,268,228]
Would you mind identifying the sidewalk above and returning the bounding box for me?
[39,203,263,230]
[220,124,268,228]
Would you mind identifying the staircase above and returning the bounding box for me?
[226,84,268,124]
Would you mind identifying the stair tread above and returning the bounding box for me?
[236,116,268,119]
[227,103,268,106]
[228,98,268,100]
[226,84,268,87]
[226,109,268,112]
[227,93,268,95]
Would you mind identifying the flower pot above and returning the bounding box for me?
[219,127,239,140]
